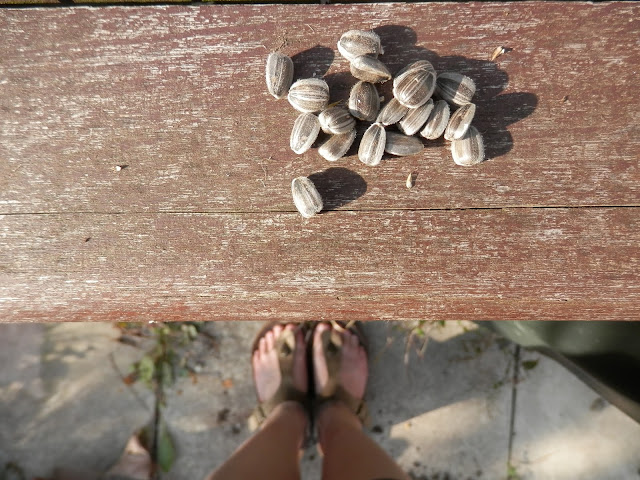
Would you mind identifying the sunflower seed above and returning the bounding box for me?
[398,99,434,136]
[395,59,436,77]
[319,106,356,135]
[318,129,357,162]
[358,123,386,166]
[420,99,450,140]
[288,78,330,113]
[350,55,392,84]
[393,67,436,109]
[265,52,294,100]
[385,132,424,156]
[348,81,380,122]
[435,72,476,106]
[376,98,409,126]
[338,30,383,62]
[290,112,320,154]
[291,176,323,218]
[444,103,476,141]
[451,126,484,166]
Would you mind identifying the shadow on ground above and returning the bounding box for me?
[159,321,514,479]
[2,322,639,480]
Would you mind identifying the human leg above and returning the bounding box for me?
[313,323,409,480]
[205,401,306,480]
[205,324,309,480]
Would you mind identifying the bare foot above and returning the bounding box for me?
[252,324,308,404]
[105,434,151,479]
[313,322,368,403]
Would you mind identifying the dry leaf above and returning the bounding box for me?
[123,372,138,385]
[406,172,415,189]
[222,378,234,389]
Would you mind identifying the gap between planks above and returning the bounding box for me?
[1,204,639,217]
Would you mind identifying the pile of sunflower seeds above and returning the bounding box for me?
[265,29,484,218]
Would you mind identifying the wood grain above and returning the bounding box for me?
[1,208,638,321]
[0,3,638,214]
[0,3,638,321]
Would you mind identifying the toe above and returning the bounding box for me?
[313,324,326,352]
[313,325,329,393]
[265,329,276,351]
[259,336,267,355]
[316,322,330,334]
[272,324,283,340]
[314,323,330,348]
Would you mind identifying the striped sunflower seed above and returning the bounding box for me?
[358,123,386,166]
[338,30,383,62]
[318,129,357,162]
[288,78,330,113]
[444,103,476,141]
[451,125,485,166]
[435,72,476,106]
[265,52,294,99]
[420,99,450,140]
[290,112,320,154]
[291,176,323,218]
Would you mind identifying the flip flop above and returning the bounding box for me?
[247,322,311,432]
[312,321,371,427]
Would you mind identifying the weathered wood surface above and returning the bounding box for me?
[1,3,639,321]
[2,208,639,321]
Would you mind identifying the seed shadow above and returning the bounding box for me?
[375,25,433,75]
[476,91,538,160]
[291,45,334,80]
[308,167,367,211]
[372,24,538,161]
[324,71,359,105]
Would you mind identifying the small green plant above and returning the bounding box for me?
[507,463,522,480]
[521,359,539,371]
[117,322,210,475]
[127,322,201,391]
[388,320,447,366]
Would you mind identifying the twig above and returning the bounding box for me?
[417,335,430,358]
[371,334,394,366]
[404,330,415,367]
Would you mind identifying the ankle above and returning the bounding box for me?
[266,401,308,431]
[316,402,362,445]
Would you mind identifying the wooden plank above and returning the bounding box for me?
[0,3,639,215]
[1,3,639,322]
[0,0,190,4]
[1,208,638,322]
[0,0,301,4]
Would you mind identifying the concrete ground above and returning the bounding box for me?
[1,321,639,480]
